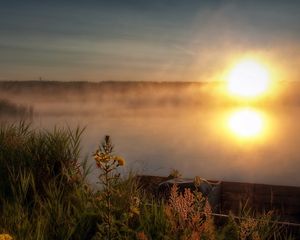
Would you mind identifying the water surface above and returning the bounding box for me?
[2,82,300,186]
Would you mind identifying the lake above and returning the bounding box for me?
[1,81,300,186]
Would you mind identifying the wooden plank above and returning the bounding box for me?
[220,181,300,222]
[254,184,300,198]
[221,181,254,193]
[253,195,300,207]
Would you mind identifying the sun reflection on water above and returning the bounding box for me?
[228,108,265,139]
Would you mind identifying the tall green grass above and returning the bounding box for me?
[0,122,82,199]
[0,122,99,239]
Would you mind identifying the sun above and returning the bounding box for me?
[228,109,264,138]
[227,59,270,98]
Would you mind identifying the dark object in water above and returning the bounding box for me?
[0,98,33,118]
[138,175,300,226]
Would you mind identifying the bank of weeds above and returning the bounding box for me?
[0,122,296,239]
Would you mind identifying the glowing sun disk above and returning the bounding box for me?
[228,59,270,97]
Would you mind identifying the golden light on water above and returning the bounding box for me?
[228,108,264,138]
[227,59,270,98]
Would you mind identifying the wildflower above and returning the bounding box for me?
[94,154,101,162]
[194,176,202,187]
[169,184,194,221]
[0,234,13,240]
[166,184,215,239]
[240,218,258,240]
[168,169,182,179]
[94,154,102,168]
[114,156,125,166]
[203,200,212,217]
[130,206,140,215]
[129,196,140,216]
[93,151,110,165]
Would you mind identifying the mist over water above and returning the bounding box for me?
[1,81,300,186]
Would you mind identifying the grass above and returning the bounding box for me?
[0,122,297,239]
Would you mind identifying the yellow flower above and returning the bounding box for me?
[0,234,13,240]
[114,156,125,166]
[130,206,140,215]
[94,155,101,162]
[93,152,110,163]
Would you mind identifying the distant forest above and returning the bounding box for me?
[0,81,299,114]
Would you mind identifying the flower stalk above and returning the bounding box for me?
[93,135,125,240]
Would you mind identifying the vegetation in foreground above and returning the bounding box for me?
[0,122,297,239]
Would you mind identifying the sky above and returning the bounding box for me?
[0,0,300,82]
